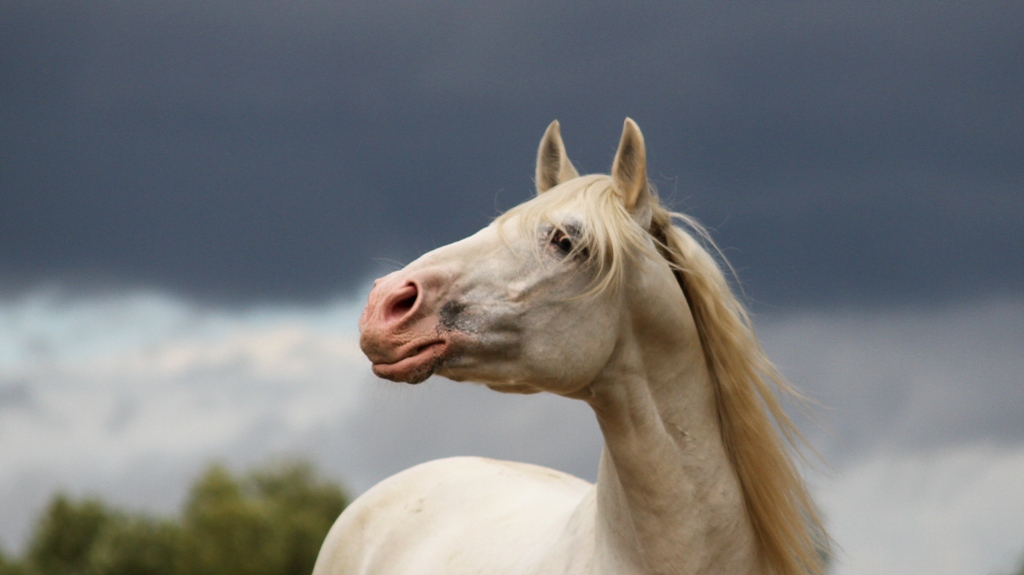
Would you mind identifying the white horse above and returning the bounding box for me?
[314,120,827,575]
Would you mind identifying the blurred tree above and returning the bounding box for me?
[183,462,347,575]
[27,495,110,575]
[88,516,186,575]
[0,545,27,575]
[10,460,346,575]
[183,464,286,575]
[248,462,348,575]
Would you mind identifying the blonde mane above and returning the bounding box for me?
[500,174,828,575]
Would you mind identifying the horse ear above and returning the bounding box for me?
[536,120,579,194]
[611,118,651,223]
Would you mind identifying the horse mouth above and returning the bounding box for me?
[370,340,449,384]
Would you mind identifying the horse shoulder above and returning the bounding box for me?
[313,456,594,575]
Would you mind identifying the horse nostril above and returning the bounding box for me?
[384,282,419,323]
[394,292,416,314]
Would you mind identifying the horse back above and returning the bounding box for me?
[313,456,593,575]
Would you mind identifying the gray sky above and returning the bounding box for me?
[2,1,1021,308]
[2,3,1023,573]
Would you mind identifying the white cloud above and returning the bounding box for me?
[759,298,1024,575]
[817,444,1024,575]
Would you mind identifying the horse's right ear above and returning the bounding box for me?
[535,120,579,194]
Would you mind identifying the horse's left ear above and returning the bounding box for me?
[612,118,652,227]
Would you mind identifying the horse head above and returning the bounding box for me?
[359,119,695,399]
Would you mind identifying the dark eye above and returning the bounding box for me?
[551,229,574,255]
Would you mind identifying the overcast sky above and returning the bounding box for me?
[3,1,1021,308]
[1,3,1023,574]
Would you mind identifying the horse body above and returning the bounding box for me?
[314,120,825,575]
[315,457,596,575]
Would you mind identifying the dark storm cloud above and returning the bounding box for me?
[2,1,1022,307]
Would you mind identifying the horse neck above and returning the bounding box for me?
[583,294,760,575]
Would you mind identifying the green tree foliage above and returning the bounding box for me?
[28,496,111,575]
[0,545,28,575]
[5,461,347,575]
[88,517,185,575]
[183,462,347,575]
[247,463,348,575]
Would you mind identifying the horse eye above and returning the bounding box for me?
[551,230,573,255]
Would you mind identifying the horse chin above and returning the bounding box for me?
[371,341,448,384]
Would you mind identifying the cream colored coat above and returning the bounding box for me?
[313,120,826,575]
